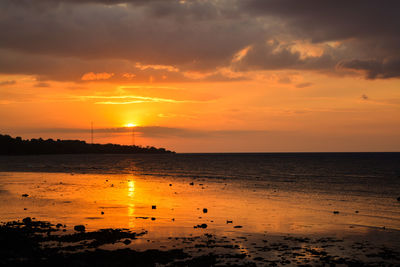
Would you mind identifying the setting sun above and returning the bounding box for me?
[125,123,137,128]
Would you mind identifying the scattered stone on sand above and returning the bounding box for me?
[233,225,243,229]
[74,225,85,232]
[226,220,233,224]
[333,211,340,214]
[152,205,157,209]
[194,224,208,229]
[21,194,29,197]
[203,208,208,213]
[190,182,194,186]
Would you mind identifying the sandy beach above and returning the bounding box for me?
[1,155,400,266]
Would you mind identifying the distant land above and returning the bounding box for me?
[0,134,174,155]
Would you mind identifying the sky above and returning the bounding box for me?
[0,0,400,152]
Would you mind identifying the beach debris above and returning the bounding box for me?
[189,182,194,186]
[74,225,86,232]
[333,211,340,214]
[203,208,208,213]
[233,225,243,228]
[226,220,233,224]
[152,205,157,209]
[21,194,29,197]
[123,239,131,245]
[194,224,208,229]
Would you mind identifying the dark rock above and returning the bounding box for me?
[56,223,63,228]
[152,205,156,209]
[151,217,156,221]
[21,194,29,197]
[22,217,32,224]
[203,208,208,213]
[74,225,85,232]
[397,197,400,201]
[101,211,104,215]
[169,184,172,186]
[333,211,340,214]
[226,220,233,224]
[189,182,194,186]
[123,239,131,245]
[233,225,243,228]
[194,224,208,229]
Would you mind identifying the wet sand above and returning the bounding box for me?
[1,171,400,266]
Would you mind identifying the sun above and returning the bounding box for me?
[125,123,137,127]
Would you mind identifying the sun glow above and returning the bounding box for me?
[125,123,137,127]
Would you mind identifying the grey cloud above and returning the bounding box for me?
[1,0,400,80]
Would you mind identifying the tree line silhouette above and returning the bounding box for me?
[0,134,174,155]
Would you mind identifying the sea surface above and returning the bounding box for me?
[0,153,400,243]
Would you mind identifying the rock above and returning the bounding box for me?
[233,225,243,228]
[101,211,104,215]
[22,217,32,224]
[123,239,131,245]
[74,225,85,232]
[169,184,172,186]
[397,197,400,201]
[189,182,194,186]
[23,208,27,210]
[333,211,340,214]
[226,220,233,224]
[203,208,208,213]
[194,224,208,229]
[56,223,63,228]
[21,194,29,197]
[151,217,156,221]
[355,210,359,213]
[152,205,156,209]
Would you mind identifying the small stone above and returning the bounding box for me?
[355,210,359,213]
[151,217,156,221]
[56,223,63,228]
[101,211,104,215]
[152,205,156,209]
[234,225,243,228]
[189,182,194,185]
[333,211,340,214]
[23,208,27,210]
[203,208,208,213]
[21,194,29,197]
[226,220,233,224]
[169,184,172,186]
[123,239,131,245]
[74,225,85,232]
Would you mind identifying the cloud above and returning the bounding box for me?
[0,0,399,80]
[296,82,313,88]
[19,126,272,139]
[81,72,114,81]
[0,80,16,86]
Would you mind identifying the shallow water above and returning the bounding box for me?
[0,153,399,240]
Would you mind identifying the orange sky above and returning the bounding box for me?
[0,1,399,152]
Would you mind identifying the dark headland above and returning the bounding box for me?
[0,134,174,155]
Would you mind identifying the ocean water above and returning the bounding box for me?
[0,153,399,240]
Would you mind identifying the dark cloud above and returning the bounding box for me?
[0,0,399,80]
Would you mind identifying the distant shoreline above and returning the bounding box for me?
[0,134,174,155]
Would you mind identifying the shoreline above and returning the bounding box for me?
[2,217,400,266]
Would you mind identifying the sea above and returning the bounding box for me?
[0,153,399,242]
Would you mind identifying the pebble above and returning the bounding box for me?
[74,225,85,232]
